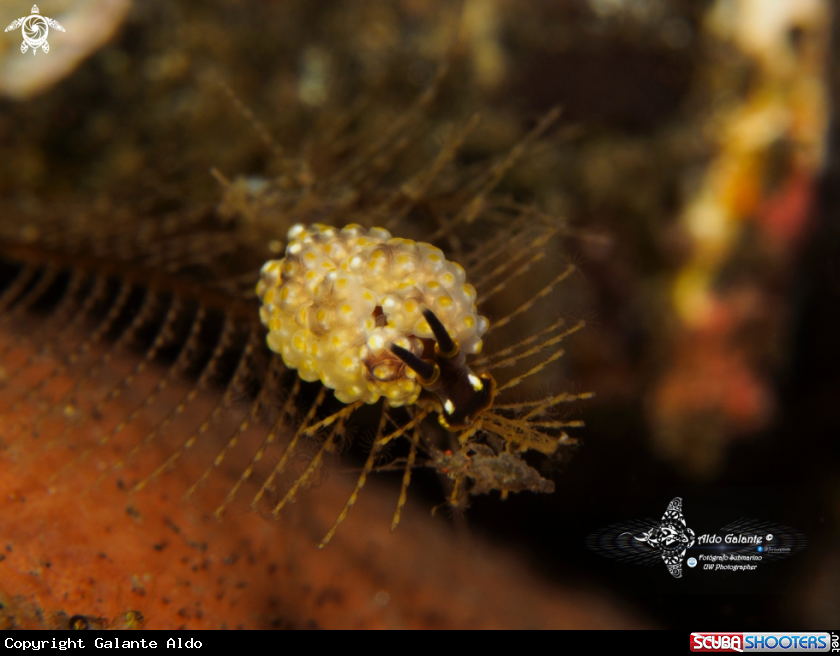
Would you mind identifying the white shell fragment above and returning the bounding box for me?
[257,223,489,406]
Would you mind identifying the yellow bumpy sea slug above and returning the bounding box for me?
[257,223,495,428]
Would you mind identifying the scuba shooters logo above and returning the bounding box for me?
[689,632,835,653]
[586,497,807,579]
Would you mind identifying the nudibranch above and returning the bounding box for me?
[256,223,496,429]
